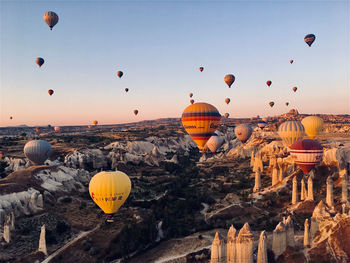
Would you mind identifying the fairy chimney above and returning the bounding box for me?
[272,222,287,259]
[236,223,253,263]
[257,231,268,263]
[226,225,236,263]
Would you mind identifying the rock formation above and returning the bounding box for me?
[307,176,314,201]
[253,154,263,173]
[272,222,286,259]
[301,177,307,201]
[250,152,255,168]
[326,176,334,208]
[253,170,262,192]
[38,224,47,256]
[304,219,310,247]
[292,176,298,204]
[285,216,295,247]
[236,223,253,263]
[226,225,236,263]
[257,231,268,263]
[272,167,278,186]
[342,172,348,203]
[278,164,284,182]
[3,221,10,243]
[211,232,225,263]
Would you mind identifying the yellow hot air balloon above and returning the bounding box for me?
[278,121,305,146]
[301,116,324,139]
[181,102,221,153]
[89,171,131,222]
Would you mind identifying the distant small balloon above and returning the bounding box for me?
[290,60,294,64]
[293,87,297,92]
[304,34,316,47]
[43,11,59,30]
[116,71,123,78]
[48,89,54,96]
[224,113,229,118]
[134,110,138,115]
[190,99,194,104]
[125,88,129,92]
[199,67,204,72]
[286,102,289,106]
[54,126,60,133]
[266,80,272,87]
[93,120,98,125]
[269,101,274,107]
[189,93,193,98]
[88,125,91,129]
[10,116,13,120]
[225,98,230,105]
[35,128,40,133]
[36,58,44,67]
[224,74,235,88]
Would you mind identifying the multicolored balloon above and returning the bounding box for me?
[54,126,60,133]
[36,58,44,67]
[43,11,59,30]
[24,140,52,165]
[224,113,229,118]
[290,139,323,173]
[189,93,193,98]
[257,120,266,130]
[116,71,123,78]
[278,121,305,146]
[301,116,324,139]
[89,171,131,222]
[304,34,316,47]
[224,74,235,88]
[234,124,253,144]
[93,120,98,125]
[181,102,221,152]
[266,80,272,87]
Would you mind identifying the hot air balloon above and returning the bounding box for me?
[290,60,294,64]
[93,120,98,125]
[89,171,131,222]
[224,74,235,88]
[35,128,40,133]
[189,93,193,98]
[10,116,13,120]
[304,34,316,47]
[43,11,59,30]
[269,102,274,107]
[116,71,123,78]
[206,132,224,154]
[125,88,129,92]
[199,67,204,72]
[24,140,52,165]
[235,124,253,144]
[181,102,221,152]
[225,98,230,105]
[278,121,305,146]
[190,99,194,104]
[257,120,266,130]
[54,126,60,133]
[224,113,229,118]
[48,89,54,96]
[290,139,323,173]
[134,110,138,115]
[88,125,91,129]
[36,58,44,67]
[293,87,297,92]
[286,102,289,106]
[301,116,324,139]
[266,80,272,87]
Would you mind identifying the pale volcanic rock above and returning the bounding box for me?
[211,232,225,263]
[236,223,253,263]
[272,222,287,259]
[3,222,10,243]
[64,149,107,170]
[253,170,262,192]
[226,225,237,263]
[285,216,295,247]
[301,178,307,201]
[341,172,348,203]
[304,219,310,247]
[307,176,314,201]
[38,224,47,256]
[3,157,30,173]
[326,176,334,208]
[292,176,298,204]
[257,231,268,263]
[272,167,279,186]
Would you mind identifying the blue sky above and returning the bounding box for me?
[1,0,349,126]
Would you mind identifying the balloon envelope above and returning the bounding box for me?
[224,74,235,88]
[54,126,60,133]
[189,93,193,98]
[269,102,274,107]
[257,120,266,129]
[125,88,129,92]
[206,132,224,154]
[134,110,138,115]
[235,124,253,144]
[266,80,272,87]
[293,87,297,92]
[89,171,131,215]
[181,102,221,152]
[36,57,44,67]
[24,140,52,165]
[224,113,229,118]
[301,116,324,139]
[304,34,316,47]
[93,120,98,125]
[225,98,230,105]
[290,60,293,64]
[286,102,289,106]
[199,67,204,72]
[290,139,323,173]
[278,121,305,146]
[43,11,59,30]
[48,89,54,96]
[190,99,194,104]
[116,71,123,78]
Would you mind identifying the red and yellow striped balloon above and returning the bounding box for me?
[181,102,221,152]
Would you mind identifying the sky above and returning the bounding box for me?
[0,0,349,126]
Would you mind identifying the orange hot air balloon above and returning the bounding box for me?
[93,120,98,125]
[225,98,230,105]
[266,80,272,87]
[190,99,194,104]
[293,87,297,92]
[189,93,193,98]
[36,58,44,67]
[224,113,229,118]
[224,74,235,88]
[43,11,59,30]
[290,60,294,64]
[199,67,204,72]
[116,71,123,78]
[134,110,138,115]
[35,128,40,133]
[48,89,54,96]
[269,101,274,107]
[88,125,91,129]
[286,102,289,106]
[125,88,129,92]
